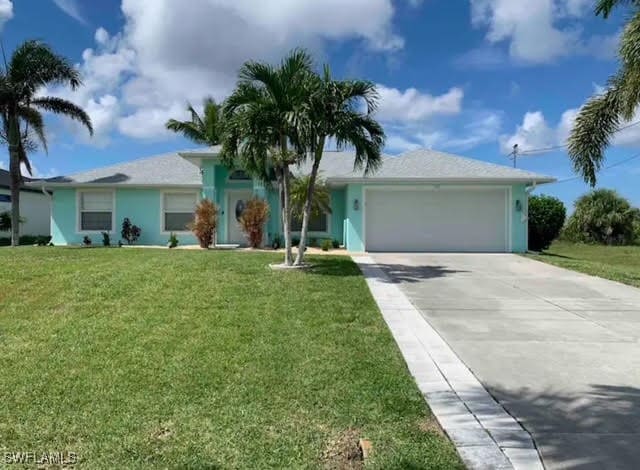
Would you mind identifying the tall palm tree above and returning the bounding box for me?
[221,49,313,265]
[0,40,93,246]
[165,97,222,146]
[291,65,385,265]
[568,0,640,186]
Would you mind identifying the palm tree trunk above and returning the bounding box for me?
[8,115,21,247]
[281,164,293,265]
[294,143,324,266]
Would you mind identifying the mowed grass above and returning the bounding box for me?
[527,241,640,287]
[0,248,462,469]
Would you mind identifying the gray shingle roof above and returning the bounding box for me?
[297,149,554,183]
[34,147,554,187]
[42,151,202,186]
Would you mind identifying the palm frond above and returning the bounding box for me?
[17,106,47,153]
[568,84,624,186]
[31,96,93,135]
[165,118,207,145]
[9,40,81,96]
[596,0,640,18]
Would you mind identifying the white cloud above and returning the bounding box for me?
[376,85,464,122]
[52,0,87,24]
[0,0,13,29]
[503,106,640,156]
[468,0,617,64]
[46,0,407,144]
[385,110,503,154]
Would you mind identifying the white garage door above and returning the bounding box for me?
[365,188,508,252]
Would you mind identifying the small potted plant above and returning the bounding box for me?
[167,232,179,249]
[82,235,92,247]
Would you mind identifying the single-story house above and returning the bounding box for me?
[0,169,51,237]
[28,147,554,252]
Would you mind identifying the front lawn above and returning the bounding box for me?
[527,241,640,287]
[0,248,461,469]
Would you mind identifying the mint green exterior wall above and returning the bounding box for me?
[345,183,364,252]
[330,188,346,244]
[51,188,198,246]
[511,184,528,253]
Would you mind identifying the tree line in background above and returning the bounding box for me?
[529,189,640,251]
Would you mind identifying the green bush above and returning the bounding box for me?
[321,239,332,251]
[167,232,179,249]
[528,195,566,251]
[563,189,639,245]
[332,239,340,249]
[101,232,111,247]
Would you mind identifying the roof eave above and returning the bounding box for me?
[24,182,203,189]
[326,176,556,185]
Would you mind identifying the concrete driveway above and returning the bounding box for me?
[370,253,640,470]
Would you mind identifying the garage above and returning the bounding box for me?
[364,187,509,252]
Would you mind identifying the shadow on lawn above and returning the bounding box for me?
[483,383,640,469]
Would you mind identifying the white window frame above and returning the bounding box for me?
[76,189,115,233]
[160,190,199,234]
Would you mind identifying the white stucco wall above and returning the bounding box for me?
[0,188,51,236]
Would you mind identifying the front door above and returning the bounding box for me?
[227,190,253,245]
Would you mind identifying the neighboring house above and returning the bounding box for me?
[28,147,554,252]
[0,169,51,237]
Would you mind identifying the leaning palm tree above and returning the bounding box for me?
[221,49,313,265]
[291,65,385,265]
[568,0,640,186]
[0,40,93,246]
[165,97,222,146]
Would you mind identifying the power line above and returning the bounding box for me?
[517,119,640,157]
[550,150,640,184]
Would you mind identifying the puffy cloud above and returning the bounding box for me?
[376,86,463,122]
[46,0,408,144]
[468,0,617,64]
[0,0,12,29]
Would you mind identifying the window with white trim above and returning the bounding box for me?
[163,192,197,232]
[79,191,113,231]
[292,212,329,232]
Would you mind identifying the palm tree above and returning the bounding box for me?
[291,65,384,265]
[165,97,222,146]
[568,0,640,186]
[290,174,331,219]
[221,49,314,265]
[0,40,93,246]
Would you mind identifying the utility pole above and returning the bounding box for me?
[509,144,519,168]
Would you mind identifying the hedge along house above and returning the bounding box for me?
[30,146,554,252]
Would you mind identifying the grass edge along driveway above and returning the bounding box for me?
[526,241,640,288]
[0,247,462,469]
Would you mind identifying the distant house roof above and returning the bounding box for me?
[0,169,47,193]
[31,147,554,188]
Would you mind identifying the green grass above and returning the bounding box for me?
[0,247,461,469]
[527,241,640,287]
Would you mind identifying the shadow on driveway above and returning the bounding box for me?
[366,263,468,284]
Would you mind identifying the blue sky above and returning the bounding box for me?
[0,0,636,209]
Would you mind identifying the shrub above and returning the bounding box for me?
[0,211,25,231]
[271,234,282,250]
[309,237,317,248]
[528,195,566,251]
[121,218,141,245]
[82,235,92,246]
[321,239,332,251]
[292,236,300,247]
[238,197,269,248]
[0,235,51,246]
[563,189,639,245]
[167,232,179,249]
[101,232,111,247]
[332,239,340,249]
[188,199,218,248]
